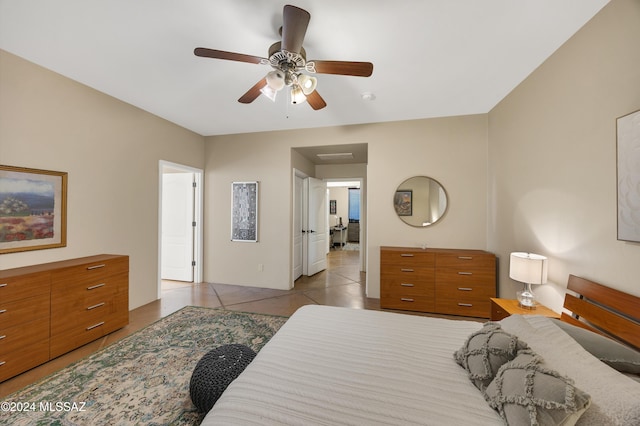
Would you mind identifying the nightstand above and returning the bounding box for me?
[490,298,560,321]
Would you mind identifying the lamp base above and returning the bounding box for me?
[517,285,536,310]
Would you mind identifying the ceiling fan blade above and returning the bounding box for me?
[238,78,268,104]
[194,48,265,65]
[306,90,327,110]
[281,5,310,54]
[310,60,374,77]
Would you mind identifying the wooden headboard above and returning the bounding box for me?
[561,274,640,350]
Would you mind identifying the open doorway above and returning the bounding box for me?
[290,143,368,288]
[158,161,203,299]
[327,180,361,252]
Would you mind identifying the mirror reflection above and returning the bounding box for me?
[394,176,448,227]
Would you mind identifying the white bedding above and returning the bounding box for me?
[203,306,640,425]
[203,305,501,425]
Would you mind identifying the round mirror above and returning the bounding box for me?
[393,176,448,227]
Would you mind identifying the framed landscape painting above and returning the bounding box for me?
[0,165,68,254]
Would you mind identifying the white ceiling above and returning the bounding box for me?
[0,0,609,137]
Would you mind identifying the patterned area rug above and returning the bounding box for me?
[0,307,288,425]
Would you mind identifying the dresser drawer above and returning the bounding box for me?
[381,249,435,269]
[50,256,128,290]
[0,318,50,356]
[0,293,50,330]
[381,275,434,297]
[382,265,434,280]
[435,297,491,318]
[380,294,435,312]
[50,308,128,358]
[435,268,497,287]
[0,272,50,304]
[436,253,495,270]
[0,340,50,382]
[436,282,495,302]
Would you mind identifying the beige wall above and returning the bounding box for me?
[488,0,640,310]
[3,0,637,314]
[0,50,205,309]
[205,115,489,297]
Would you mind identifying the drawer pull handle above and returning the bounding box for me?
[86,321,105,331]
[400,254,414,257]
[0,335,6,340]
[458,256,473,260]
[87,283,106,290]
[87,264,106,270]
[0,361,5,366]
[400,298,415,302]
[458,287,473,291]
[458,303,473,307]
[401,268,414,272]
[458,272,473,275]
[87,302,106,310]
[0,309,6,314]
[400,283,414,287]
[0,283,7,288]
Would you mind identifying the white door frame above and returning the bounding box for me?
[158,160,203,299]
[292,170,304,281]
[325,177,366,273]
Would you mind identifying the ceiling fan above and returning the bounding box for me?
[194,4,374,110]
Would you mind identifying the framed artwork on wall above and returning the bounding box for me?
[617,109,640,242]
[329,199,337,215]
[0,165,68,254]
[394,190,413,216]
[231,181,258,242]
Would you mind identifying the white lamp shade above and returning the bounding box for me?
[259,85,278,102]
[297,74,317,95]
[509,252,548,284]
[265,71,285,91]
[290,85,307,104]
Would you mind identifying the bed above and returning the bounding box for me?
[202,275,640,425]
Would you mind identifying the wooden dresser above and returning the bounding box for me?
[380,246,496,318]
[0,254,128,382]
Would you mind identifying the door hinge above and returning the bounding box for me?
[192,261,196,267]
[192,221,196,227]
[192,181,197,188]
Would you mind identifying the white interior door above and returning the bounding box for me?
[161,173,194,282]
[293,174,303,280]
[305,177,327,276]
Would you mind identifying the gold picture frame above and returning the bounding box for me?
[0,165,68,254]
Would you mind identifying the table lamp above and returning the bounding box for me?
[509,252,548,309]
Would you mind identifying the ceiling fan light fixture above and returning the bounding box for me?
[260,85,278,102]
[265,70,285,91]
[290,85,307,104]
[298,74,317,95]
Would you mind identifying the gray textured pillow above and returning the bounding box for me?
[454,322,529,391]
[485,350,591,426]
[551,319,640,374]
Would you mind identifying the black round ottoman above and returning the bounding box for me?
[189,344,256,413]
